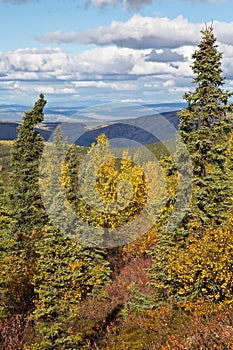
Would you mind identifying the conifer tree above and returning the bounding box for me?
[39,125,76,236]
[149,25,233,306]
[178,24,233,225]
[30,224,111,349]
[10,93,48,234]
[0,95,49,317]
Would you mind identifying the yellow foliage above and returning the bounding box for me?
[168,215,233,311]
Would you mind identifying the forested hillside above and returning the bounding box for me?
[0,25,233,349]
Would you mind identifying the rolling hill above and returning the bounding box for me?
[0,110,180,146]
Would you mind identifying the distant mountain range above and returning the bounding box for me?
[0,102,183,146]
[0,121,62,141]
[0,102,186,122]
[0,111,180,146]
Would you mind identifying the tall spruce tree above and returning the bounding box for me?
[178,24,233,225]
[0,95,49,317]
[10,93,48,234]
[148,25,233,306]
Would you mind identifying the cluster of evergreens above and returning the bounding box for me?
[0,26,233,349]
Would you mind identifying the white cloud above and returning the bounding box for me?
[1,15,233,106]
[0,46,140,80]
[91,0,118,5]
[77,46,139,74]
[0,46,141,102]
[163,79,176,87]
[0,47,77,75]
[33,86,77,94]
[213,21,233,46]
[73,80,136,90]
[38,15,233,51]
[0,38,232,104]
[38,15,201,49]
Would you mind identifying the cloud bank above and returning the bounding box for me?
[1,14,233,105]
[38,15,233,49]
[38,15,201,49]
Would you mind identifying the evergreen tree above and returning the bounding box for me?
[149,25,233,306]
[178,24,233,225]
[0,95,49,317]
[30,224,111,350]
[9,93,48,234]
[39,125,75,236]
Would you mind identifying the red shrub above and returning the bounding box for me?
[0,315,34,350]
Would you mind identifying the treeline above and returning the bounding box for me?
[0,25,233,349]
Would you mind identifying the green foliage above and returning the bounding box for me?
[148,25,233,309]
[9,93,48,234]
[0,95,49,318]
[1,28,233,347]
[30,224,111,349]
[0,230,40,318]
[178,25,233,225]
[39,125,76,237]
[0,175,15,318]
[0,140,13,184]
[0,174,12,232]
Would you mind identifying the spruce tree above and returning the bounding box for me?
[0,95,49,317]
[30,224,111,349]
[39,125,75,237]
[148,25,233,306]
[10,93,48,234]
[178,24,233,225]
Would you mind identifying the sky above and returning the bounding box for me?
[1,0,233,109]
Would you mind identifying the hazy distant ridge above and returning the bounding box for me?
[0,110,180,146]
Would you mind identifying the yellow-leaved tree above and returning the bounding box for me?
[167,215,233,312]
[62,134,150,249]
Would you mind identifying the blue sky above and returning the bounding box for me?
[1,0,233,108]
